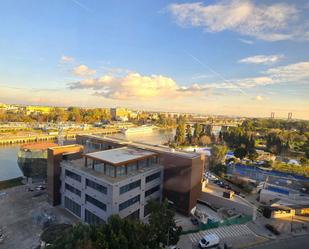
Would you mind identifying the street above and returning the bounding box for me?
[247,235,309,249]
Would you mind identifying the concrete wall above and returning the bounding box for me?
[200,191,257,220]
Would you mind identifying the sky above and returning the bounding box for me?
[0,0,309,119]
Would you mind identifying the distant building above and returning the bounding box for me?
[110,107,129,121]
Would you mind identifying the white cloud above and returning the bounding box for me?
[168,1,307,41]
[69,73,179,100]
[239,54,283,65]
[73,65,96,77]
[60,55,74,63]
[264,62,309,83]
[68,62,309,101]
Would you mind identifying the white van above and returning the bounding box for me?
[198,234,220,248]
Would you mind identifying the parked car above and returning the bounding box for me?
[199,234,220,248]
[36,185,46,191]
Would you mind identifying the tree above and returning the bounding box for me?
[193,123,202,139]
[174,123,185,145]
[210,145,228,167]
[185,124,192,144]
[148,199,182,248]
[234,147,248,159]
[199,135,211,146]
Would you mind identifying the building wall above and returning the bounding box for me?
[60,162,163,222]
[47,145,83,206]
[75,135,205,216]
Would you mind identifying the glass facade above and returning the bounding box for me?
[65,183,81,197]
[119,180,141,195]
[85,209,104,225]
[85,194,106,211]
[105,164,115,177]
[127,162,137,174]
[65,169,81,182]
[146,172,161,183]
[64,196,81,217]
[86,179,107,194]
[116,165,126,177]
[119,195,140,211]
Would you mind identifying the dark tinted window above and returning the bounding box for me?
[65,183,81,197]
[119,180,141,194]
[86,179,107,194]
[85,194,106,211]
[65,169,81,182]
[119,195,140,211]
[146,172,160,183]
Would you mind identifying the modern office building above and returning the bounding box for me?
[47,135,205,222]
[76,135,206,215]
[51,146,163,224]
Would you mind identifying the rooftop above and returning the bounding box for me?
[62,158,161,184]
[84,146,157,166]
[81,135,202,159]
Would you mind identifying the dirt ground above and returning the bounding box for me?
[0,184,78,249]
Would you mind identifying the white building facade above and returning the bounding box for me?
[59,147,163,224]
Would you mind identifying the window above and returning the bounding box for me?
[64,197,81,217]
[105,164,115,177]
[94,163,104,173]
[146,172,161,183]
[145,185,160,197]
[65,183,81,197]
[86,179,107,194]
[138,159,148,169]
[85,194,106,211]
[127,162,137,173]
[119,195,140,211]
[85,209,104,225]
[116,165,126,177]
[65,169,81,182]
[119,180,141,195]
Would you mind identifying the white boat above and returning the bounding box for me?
[121,125,155,134]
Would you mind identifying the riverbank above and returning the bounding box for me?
[0,177,24,190]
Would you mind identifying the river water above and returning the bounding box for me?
[0,129,175,181]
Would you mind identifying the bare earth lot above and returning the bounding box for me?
[0,185,77,249]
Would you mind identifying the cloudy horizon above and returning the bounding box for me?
[1,0,308,119]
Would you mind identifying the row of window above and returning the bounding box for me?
[65,169,81,182]
[84,209,104,225]
[86,179,107,194]
[65,183,81,197]
[119,180,141,195]
[86,194,107,211]
[146,172,161,183]
[145,185,160,197]
[119,195,140,211]
[64,197,81,217]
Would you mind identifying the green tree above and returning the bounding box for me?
[148,199,182,248]
[234,147,248,159]
[186,124,192,144]
[174,122,185,145]
[210,145,228,167]
[193,123,202,139]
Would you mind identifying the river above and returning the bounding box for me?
[0,129,175,181]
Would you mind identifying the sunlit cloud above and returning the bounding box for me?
[73,65,96,77]
[239,54,284,65]
[168,1,308,41]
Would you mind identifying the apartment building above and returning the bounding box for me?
[58,146,163,224]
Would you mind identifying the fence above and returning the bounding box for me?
[181,215,252,235]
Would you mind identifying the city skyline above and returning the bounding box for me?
[0,0,309,119]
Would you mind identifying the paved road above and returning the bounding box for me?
[247,235,309,249]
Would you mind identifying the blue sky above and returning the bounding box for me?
[0,0,308,119]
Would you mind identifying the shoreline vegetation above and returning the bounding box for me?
[0,177,24,190]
